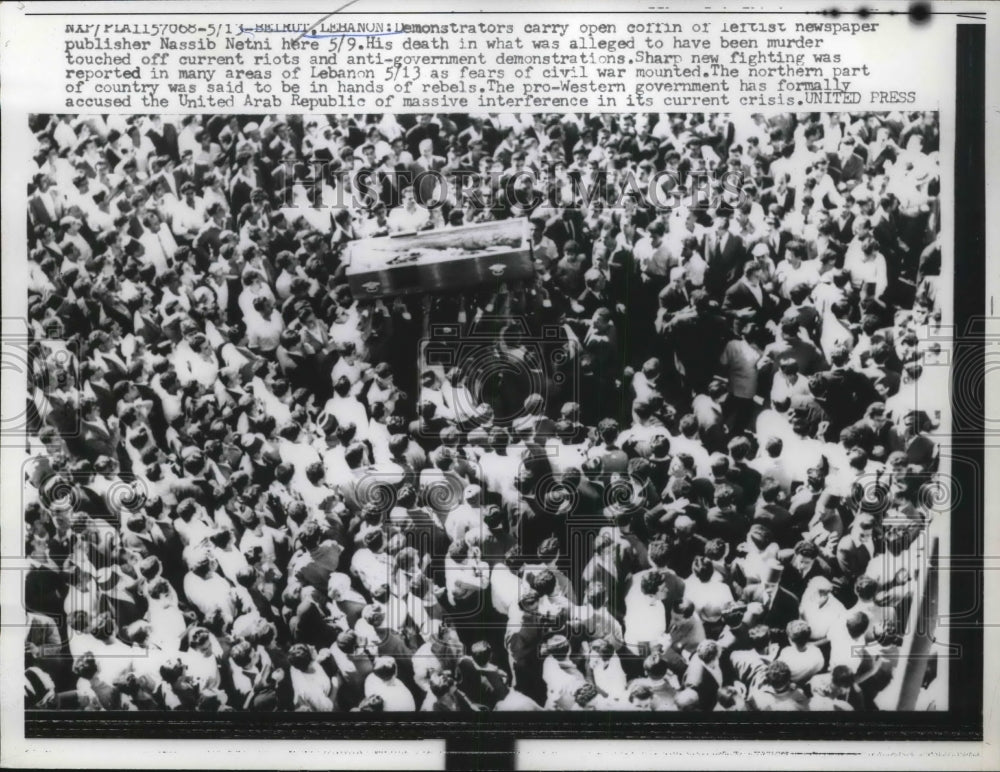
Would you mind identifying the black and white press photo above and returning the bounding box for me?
[20,109,950,717]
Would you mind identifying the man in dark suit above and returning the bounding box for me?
[754,217,794,266]
[753,481,796,548]
[332,630,374,710]
[703,214,746,297]
[293,520,344,592]
[145,116,179,162]
[655,269,690,320]
[172,148,201,193]
[817,346,881,433]
[835,137,866,188]
[728,435,763,507]
[741,561,800,647]
[291,586,341,649]
[761,318,829,378]
[367,604,418,692]
[574,270,611,322]
[703,484,747,549]
[760,173,795,216]
[545,205,589,258]
[660,291,731,397]
[193,202,228,267]
[74,396,118,462]
[505,591,549,706]
[778,540,834,599]
[723,260,779,325]
[836,514,878,584]
[404,114,442,157]
[408,138,447,206]
[833,204,857,246]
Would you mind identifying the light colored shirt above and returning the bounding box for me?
[634,236,675,278]
[183,571,236,624]
[623,590,667,651]
[778,644,826,684]
[364,674,416,711]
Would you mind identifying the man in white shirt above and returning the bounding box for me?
[634,220,675,285]
[623,572,668,655]
[182,551,236,625]
[245,296,285,353]
[778,619,826,685]
[684,556,735,615]
[748,436,794,493]
[445,484,484,544]
[59,216,93,261]
[846,239,889,299]
[364,656,416,711]
[325,376,370,444]
[387,186,429,233]
[829,610,873,676]
[171,183,205,243]
[350,529,393,595]
[775,242,821,300]
[478,429,523,507]
[491,549,522,618]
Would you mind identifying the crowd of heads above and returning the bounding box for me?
[23,110,944,712]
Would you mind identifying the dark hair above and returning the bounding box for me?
[647,540,670,568]
[428,670,455,698]
[691,555,714,582]
[470,640,492,667]
[748,624,770,650]
[854,574,878,601]
[787,620,812,646]
[532,569,557,597]
[764,660,792,690]
[643,653,668,679]
[845,610,870,639]
[640,571,664,596]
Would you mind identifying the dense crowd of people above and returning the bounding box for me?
[23,110,945,713]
